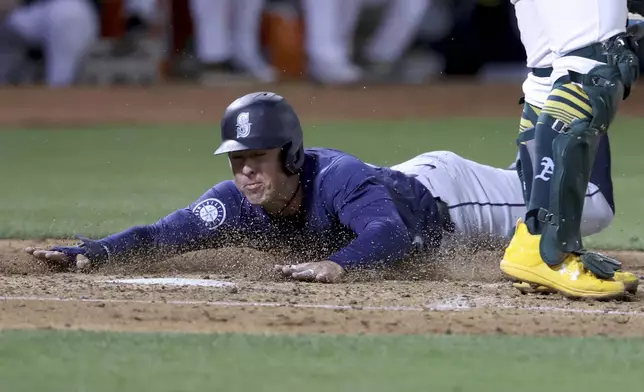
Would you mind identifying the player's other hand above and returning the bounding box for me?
[275,260,345,283]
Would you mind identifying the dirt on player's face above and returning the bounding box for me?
[230,148,290,207]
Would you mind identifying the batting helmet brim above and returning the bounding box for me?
[214,137,287,155]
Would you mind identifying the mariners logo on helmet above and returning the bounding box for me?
[235,112,252,138]
[192,198,227,230]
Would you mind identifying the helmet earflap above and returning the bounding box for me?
[280,141,305,175]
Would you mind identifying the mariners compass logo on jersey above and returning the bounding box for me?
[192,198,227,230]
[236,112,252,138]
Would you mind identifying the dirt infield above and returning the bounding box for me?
[2,239,644,337]
[0,81,643,126]
[2,82,644,337]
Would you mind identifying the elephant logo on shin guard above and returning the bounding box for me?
[535,157,554,181]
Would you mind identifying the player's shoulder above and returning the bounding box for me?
[303,148,377,198]
[305,147,371,173]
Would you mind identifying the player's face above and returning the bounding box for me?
[230,148,289,205]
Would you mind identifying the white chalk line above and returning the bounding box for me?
[1,295,643,317]
[103,278,235,288]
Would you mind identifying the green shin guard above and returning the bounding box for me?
[516,130,534,203]
[516,103,541,203]
[538,119,622,279]
[538,121,599,262]
[525,119,562,235]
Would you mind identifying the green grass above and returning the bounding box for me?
[0,330,643,392]
[2,121,644,388]
[1,117,643,248]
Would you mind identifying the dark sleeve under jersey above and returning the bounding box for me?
[321,157,413,269]
[97,181,242,261]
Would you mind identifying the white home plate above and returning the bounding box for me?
[104,278,235,288]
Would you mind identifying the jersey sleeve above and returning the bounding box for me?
[97,181,242,262]
[321,157,413,269]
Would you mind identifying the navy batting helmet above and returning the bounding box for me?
[214,92,305,174]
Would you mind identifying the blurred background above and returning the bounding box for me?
[1,0,644,250]
[0,0,605,88]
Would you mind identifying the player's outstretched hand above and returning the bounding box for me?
[25,245,91,270]
[275,260,345,283]
[24,236,107,272]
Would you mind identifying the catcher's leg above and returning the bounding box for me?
[512,0,553,206]
[514,128,632,294]
[514,77,620,294]
[502,0,639,299]
[513,131,636,294]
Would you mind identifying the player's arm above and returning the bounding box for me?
[277,157,413,283]
[324,161,413,268]
[26,182,241,269]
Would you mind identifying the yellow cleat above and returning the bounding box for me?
[512,272,639,295]
[512,281,555,295]
[513,271,639,295]
[501,220,626,300]
[615,271,640,294]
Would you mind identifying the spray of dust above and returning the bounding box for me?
[0,235,508,283]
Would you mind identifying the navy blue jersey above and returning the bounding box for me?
[98,148,443,269]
